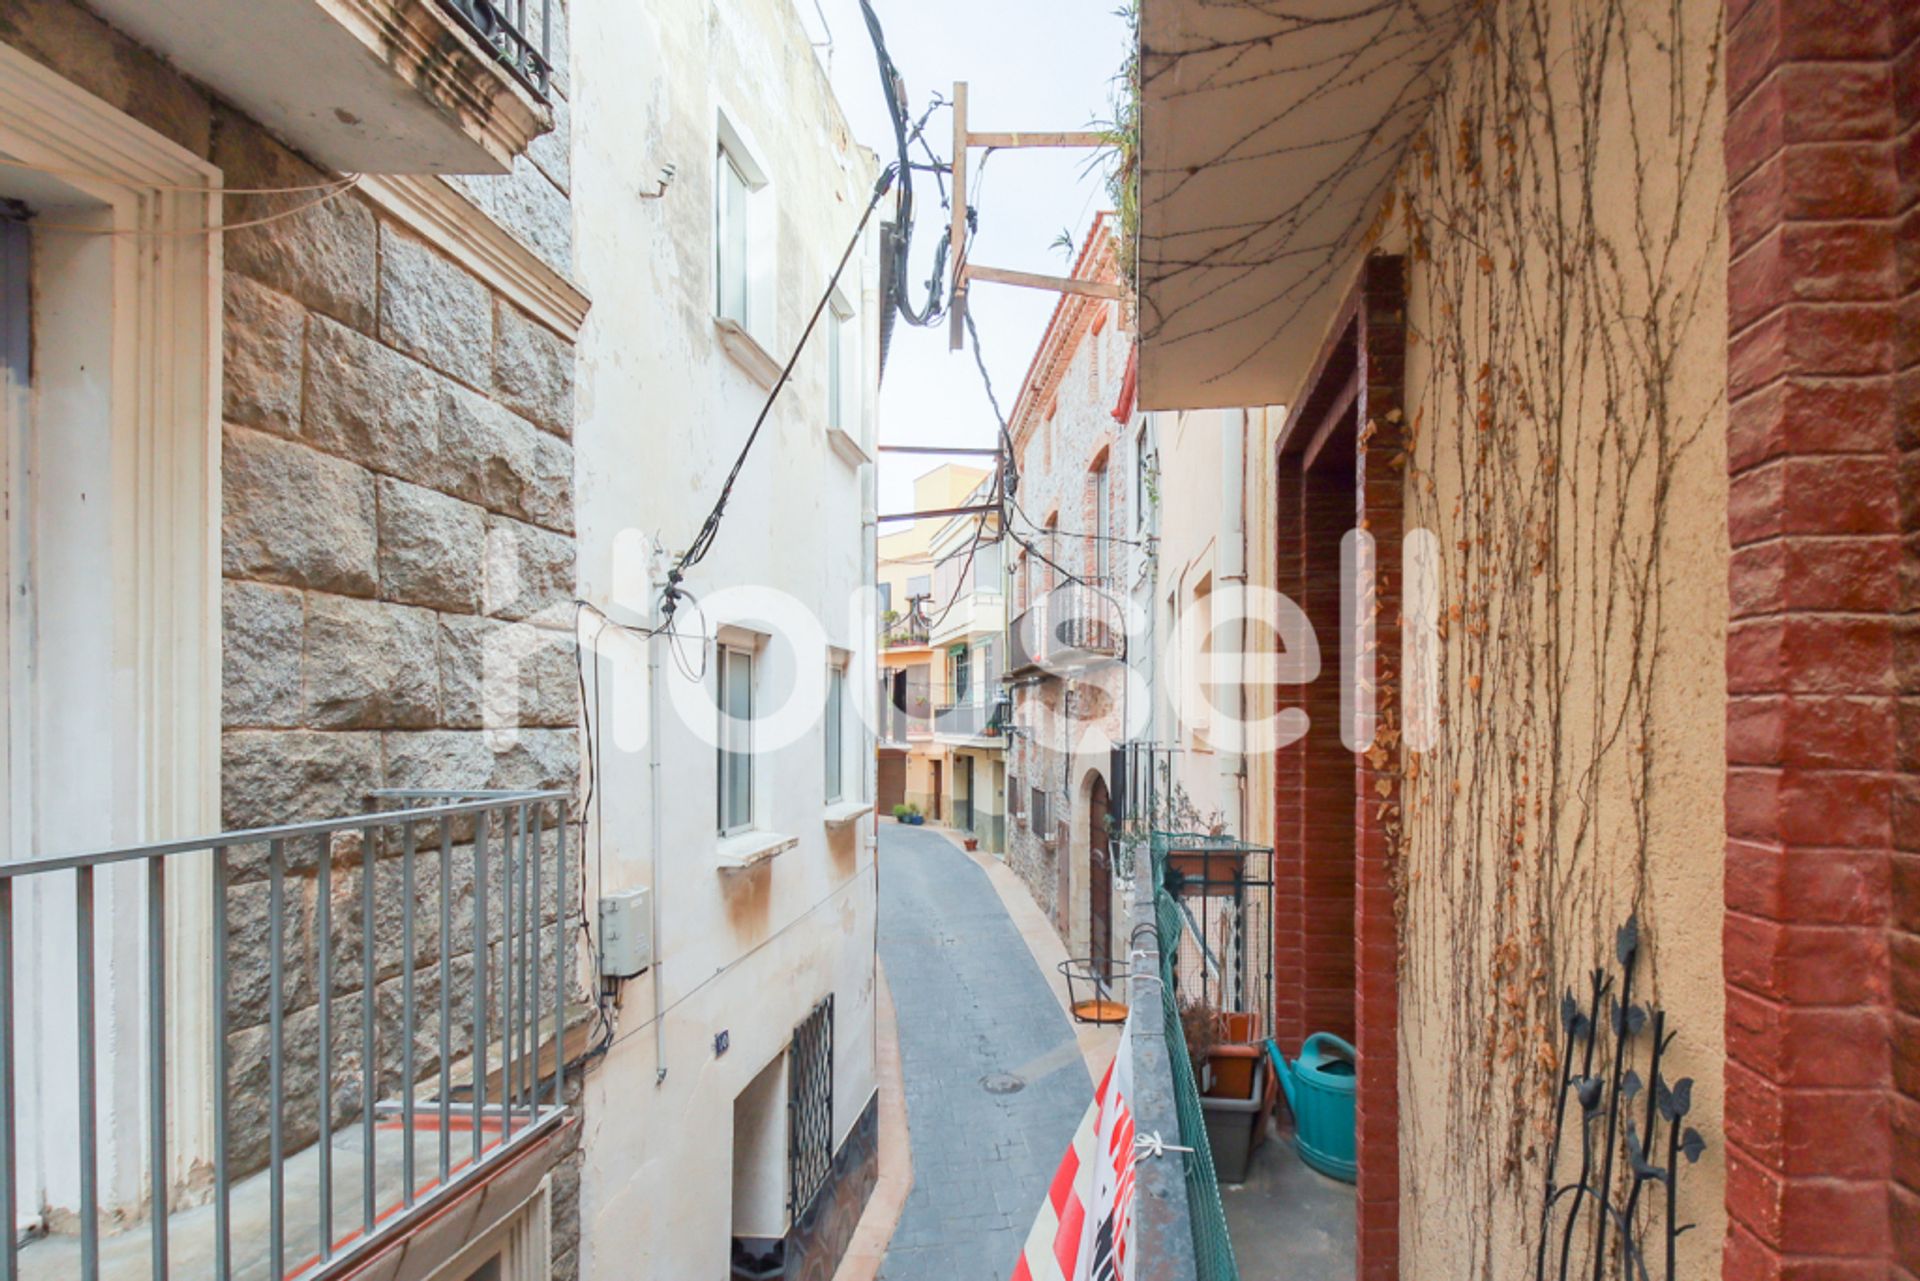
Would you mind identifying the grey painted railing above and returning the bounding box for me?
[1130,867,1202,1281]
[0,788,571,1281]
[438,0,554,99]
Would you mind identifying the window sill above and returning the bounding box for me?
[714,317,782,391]
[823,801,873,829]
[716,829,799,871]
[826,426,871,468]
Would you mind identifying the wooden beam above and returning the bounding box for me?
[963,263,1126,301]
[948,81,969,352]
[966,131,1109,149]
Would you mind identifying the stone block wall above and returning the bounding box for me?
[218,107,585,1280]
[0,1,584,1271]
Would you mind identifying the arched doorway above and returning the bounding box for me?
[1088,775,1112,975]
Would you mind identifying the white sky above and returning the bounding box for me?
[799,0,1133,517]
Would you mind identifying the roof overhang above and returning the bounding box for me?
[1135,0,1461,411]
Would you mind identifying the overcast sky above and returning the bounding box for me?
[798,0,1133,516]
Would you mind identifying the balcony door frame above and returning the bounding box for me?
[0,42,222,1217]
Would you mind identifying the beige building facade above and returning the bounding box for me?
[1134,0,1914,1275]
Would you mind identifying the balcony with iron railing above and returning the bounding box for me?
[1006,581,1127,678]
[876,676,932,746]
[3,788,578,1281]
[931,685,1008,743]
[83,0,555,174]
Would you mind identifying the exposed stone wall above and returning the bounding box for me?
[1005,263,1137,950]
[217,91,585,1281]
[0,2,583,1271]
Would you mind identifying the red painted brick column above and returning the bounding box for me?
[1722,0,1913,1274]
[1353,255,1406,1281]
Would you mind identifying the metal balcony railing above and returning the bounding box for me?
[1008,582,1126,677]
[3,787,572,1281]
[932,685,1007,740]
[439,0,554,100]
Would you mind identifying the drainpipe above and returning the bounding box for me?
[649,553,670,1086]
[1218,411,1248,837]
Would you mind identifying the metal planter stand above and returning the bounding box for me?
[1058,957,1129,1024]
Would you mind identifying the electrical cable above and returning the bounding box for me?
[857,0,953,329]
[22,175,366,236]
[660,161,900,621]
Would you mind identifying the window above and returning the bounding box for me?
[1092,460,1111,582]
[718,644,755,833]
[974,538,1003,594]
[1135,423,1151,526]
[716,145,751,326]
[878,581,893,616]
[825,663,847,803]
[907,573,930,602]
[952,645,972,704]
[827,294,853,432]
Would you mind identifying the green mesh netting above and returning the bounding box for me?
[1153,837,1241,1281]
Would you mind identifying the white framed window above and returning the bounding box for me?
[827,291,853,433]
[718,642,756,835]
[714,109,774,347]
[825,659,847,803]
[973,538,1003,595]
[715,145,751,326]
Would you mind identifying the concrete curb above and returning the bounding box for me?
[828,962,912,1281]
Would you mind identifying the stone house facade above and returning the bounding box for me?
[1003,217,1143,965]
[0,0,588,1275]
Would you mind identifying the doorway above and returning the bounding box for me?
[931,760,943,823]
[1088,775,1113,976]
[958,756,975,833]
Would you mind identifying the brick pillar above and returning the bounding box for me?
[1353,255,1406,1281]
[1722,0,1913,1274]
[1273,465,1310,1053]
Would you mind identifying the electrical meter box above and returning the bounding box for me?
[598,887,653,977]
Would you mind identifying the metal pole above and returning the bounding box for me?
[268,841,286,1280]
[146,858,168,1281]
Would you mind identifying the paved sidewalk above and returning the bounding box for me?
[876,823,1093,1281]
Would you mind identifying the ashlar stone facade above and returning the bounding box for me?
[0,0,584,1272]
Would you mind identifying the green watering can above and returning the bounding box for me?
[1265,1033,1358,1183]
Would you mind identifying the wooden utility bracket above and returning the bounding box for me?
[946,80,1114,350]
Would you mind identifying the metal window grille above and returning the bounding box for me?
[437,0,554,100]
[1031,787,1050,838]
[787,995,834,1219]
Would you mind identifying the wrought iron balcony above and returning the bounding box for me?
[1007,581,1127,678]
[3,788,574,1281]
[439,0,555,101]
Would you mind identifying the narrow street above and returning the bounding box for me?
[875,823,1092,1281]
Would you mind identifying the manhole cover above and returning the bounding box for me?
[980,1072,1026,1095]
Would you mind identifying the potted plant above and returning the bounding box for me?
[906,803,925,826]
[892,804,912,823]
[1183,998,1268,1184]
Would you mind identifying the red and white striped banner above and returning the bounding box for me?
[1010,1021,1136,1281]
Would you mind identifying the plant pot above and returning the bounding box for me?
[1203,1042,1263,1101]
[1217,1010,1261,1044]
[908,814,925,825]
[895,814,908,823]
[1200,1053,1267,1185]
[963,837,979,851]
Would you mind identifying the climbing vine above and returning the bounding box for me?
[1390,0,1726,1273]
